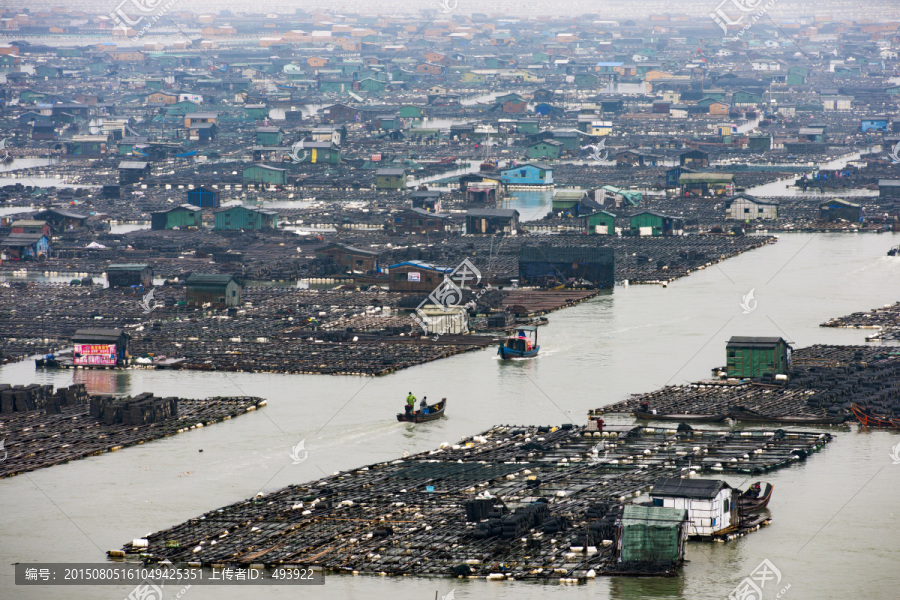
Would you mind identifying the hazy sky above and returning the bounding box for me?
[8,0,900,19]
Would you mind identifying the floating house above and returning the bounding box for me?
[410,190,442,213]
[650,478,737,538]
[315,243,379,273]
[150,205,201,230]
[187,186,219,209]
[185,274,242,308]
[499,163,553,186]
[465,209,519,234]
[391,208,450,235]
[726,336,792,378]
[0,233,49,261]
[376,168,408,190]
[72,328,130,367]
[214,206,277,231]
[33,209,87,233]
[819,199,861,223]
[618,505,689,565]
[106,264,152,287]
[118,160,150,185]
[518,245,614,288]
[679,173,735,197]
[10,220,50,237]
[629,211,684,236]
[725,194,779,221]
[586,210,617,235]
[242,164,287,185]
[388,261,453,293]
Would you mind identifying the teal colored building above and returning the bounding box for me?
[499,163,553,186]
[150,205,201,230]
[214,206,278,231]
[242,164,287,185]
[586,210,616,235]
[526,140,562,160]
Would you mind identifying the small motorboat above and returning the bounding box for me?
[498,326,539,359]
[397,397,447,423]
[850,404,900,428]
[738,481,773,513]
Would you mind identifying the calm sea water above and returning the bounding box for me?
[2,232,900,600]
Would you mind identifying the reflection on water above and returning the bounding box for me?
[73,369,131,396]
[0,157,59,173]
[503,189,554,221]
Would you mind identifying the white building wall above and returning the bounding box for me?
[656,489,731,536]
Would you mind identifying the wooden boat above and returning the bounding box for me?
[498,326,539,359]
[633,409,727,422]
[738,481,773,513]
[729,405,846,425]
[397,397,447,423]
[850,403,900,428]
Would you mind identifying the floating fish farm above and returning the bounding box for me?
[600,345,900,422]
[0,388,265,479]
[822,300,900,342]
[118,422,830,581]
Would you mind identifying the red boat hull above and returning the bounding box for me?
[851,404,899,428]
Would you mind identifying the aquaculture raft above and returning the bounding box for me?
[599,345,900,423]
[0,393,265,479]
[119,423,831,581]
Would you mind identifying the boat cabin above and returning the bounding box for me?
[499,326,539,359]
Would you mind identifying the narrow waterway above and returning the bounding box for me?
[2,233,900,600]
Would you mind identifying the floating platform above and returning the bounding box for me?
[0,394,266,479]
[118,423,830,581]
[502,289,601,316]
[598,345,900,423]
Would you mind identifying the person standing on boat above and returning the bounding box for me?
[420,396,428,414]
[406,392,416,415]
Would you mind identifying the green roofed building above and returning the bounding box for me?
[726,336,792,378]
[619,505,689,565]
[185,273,242,308]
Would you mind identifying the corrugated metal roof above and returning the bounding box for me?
[118,160,149,169]
[726,336,789,348]
[73,328,127,342]
[622,505,688,525]
[466,209,519,218]
[651,477,729,499]
[678,173,735,183]
[185,273,239,285]
[1,233,47,246]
